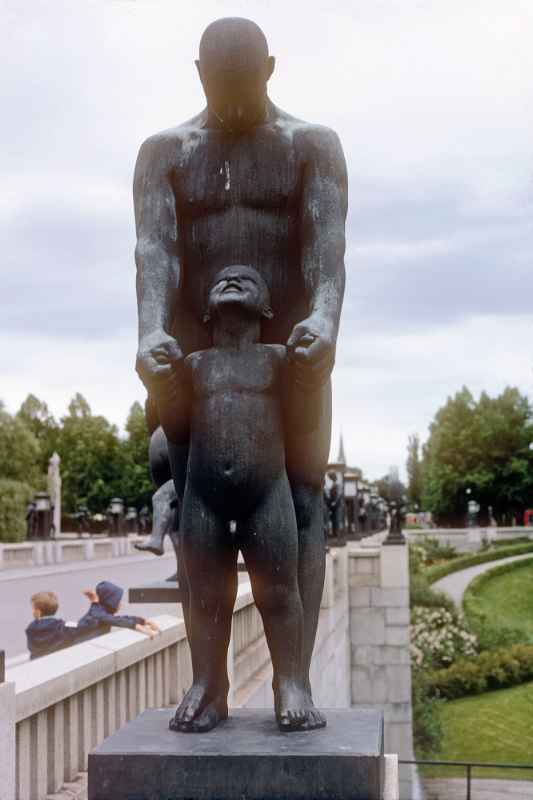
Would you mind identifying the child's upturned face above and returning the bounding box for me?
[207,266,271,319]
[31,603,42,620]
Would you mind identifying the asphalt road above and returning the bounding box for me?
[0,551,181,660]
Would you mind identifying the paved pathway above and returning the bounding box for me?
[432,553,533,607]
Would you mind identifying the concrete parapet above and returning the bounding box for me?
[0,536,154,572]
[0,681,16,800]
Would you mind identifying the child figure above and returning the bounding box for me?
[78,581,160,638]
[26,591,78,659]
[159,265,321,734]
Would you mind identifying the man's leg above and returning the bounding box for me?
[286,380,331,729]
[170,485,238,733]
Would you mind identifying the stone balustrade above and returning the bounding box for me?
[406,526,533,553]
[0,536,161,571]
[2,544,416,800]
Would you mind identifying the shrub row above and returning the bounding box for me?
[427,644,533,699]
[425,542,533,583]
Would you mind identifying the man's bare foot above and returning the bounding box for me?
[169,683,228,733]
[274,679,309,731]
[134,535,164,556]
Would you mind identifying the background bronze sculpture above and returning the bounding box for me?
[134,16,347,732]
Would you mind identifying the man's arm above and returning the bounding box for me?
[134,134,182,389]
[288,127,348,388]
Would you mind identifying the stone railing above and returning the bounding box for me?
[0,536,160,571]
[406,526,533,553]
[3,578,274,800]
[2,544,416,800]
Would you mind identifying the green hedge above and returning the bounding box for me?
[425,542,533,583]
[0,479,34,542]
[428,644,533,700]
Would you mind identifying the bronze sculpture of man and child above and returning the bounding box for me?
[134,16,347,734]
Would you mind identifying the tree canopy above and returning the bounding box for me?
[421,386,533,524]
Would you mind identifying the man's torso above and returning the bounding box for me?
[148,108,320,353]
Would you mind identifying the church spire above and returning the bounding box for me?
[337,433,346,465]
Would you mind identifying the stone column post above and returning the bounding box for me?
[0,672,16,800]
[47,452,62,536]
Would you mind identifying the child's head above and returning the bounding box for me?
[205,265,273,324]
[31,591,58,620]
[95,581,124,614]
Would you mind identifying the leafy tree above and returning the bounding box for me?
[56,394,124,513]
[0,404,42,487]
[117,401,153,509]
[406,433,423,508]
[421,386,533,524]
[17,394,59,471]
[0,479,34,542]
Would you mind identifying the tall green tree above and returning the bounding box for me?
[0,402,41,541]
[57,393,124,513]
[422,386,533,524]
[17,394,59,472]
[0,403,41,487]
[118,401,153,509]
[406,433,423,508]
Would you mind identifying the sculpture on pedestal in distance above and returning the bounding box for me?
[134,17,347,732]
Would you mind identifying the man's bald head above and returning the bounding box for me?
[196,17,275,133]
[199,17,269,73]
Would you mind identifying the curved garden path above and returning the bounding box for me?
[433,553,533,607]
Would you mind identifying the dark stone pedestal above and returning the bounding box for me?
[88,708,384,800]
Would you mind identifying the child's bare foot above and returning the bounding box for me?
[274,679,309,731]
[169,683,228,733]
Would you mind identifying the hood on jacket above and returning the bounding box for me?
[96,581,123,613]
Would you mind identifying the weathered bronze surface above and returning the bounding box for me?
[134,17,347,732]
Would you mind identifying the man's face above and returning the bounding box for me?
[32,603,42,620]
[197,58,274,133]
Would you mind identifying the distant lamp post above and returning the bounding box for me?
[108,497,125,537]
[343,472,358,539]
[34,492,54,540]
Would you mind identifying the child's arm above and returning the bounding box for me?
[156,355,192,445]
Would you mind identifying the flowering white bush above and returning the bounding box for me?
[410,607,478,669]
[409,543,428,574]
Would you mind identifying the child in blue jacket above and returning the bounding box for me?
[78,581,160,637]
[26,591,80,659]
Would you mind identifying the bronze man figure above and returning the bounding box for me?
[134,17,347,732]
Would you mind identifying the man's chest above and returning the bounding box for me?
[174,131,301,215]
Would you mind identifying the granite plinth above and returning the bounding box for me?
[88,708,384,800]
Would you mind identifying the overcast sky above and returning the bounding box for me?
[2,0,532,480]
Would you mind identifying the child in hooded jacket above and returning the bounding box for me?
[26,591,80,659]
[77,581,160,637]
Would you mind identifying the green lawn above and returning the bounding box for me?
[466,560,533,640]
[419,682,533,780]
